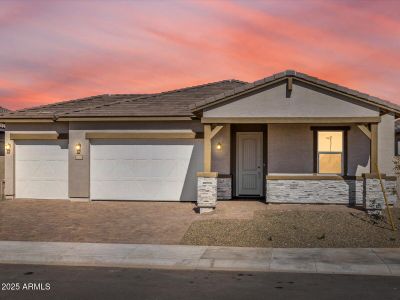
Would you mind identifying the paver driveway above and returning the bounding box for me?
[0,199,265,244]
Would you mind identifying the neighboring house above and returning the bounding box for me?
[395,121,400,156]
[0,106,9,156]
[0,70,398,212]
[0,106,10,182]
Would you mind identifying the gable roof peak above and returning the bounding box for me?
[191,70,400,115]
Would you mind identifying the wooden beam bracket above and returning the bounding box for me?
[210,125,223,140]
[357,124,371,140]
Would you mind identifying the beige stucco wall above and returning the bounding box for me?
[378,113,395,175]
[204,81,379,118]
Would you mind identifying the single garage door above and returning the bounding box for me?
[15,140,69,199]
[90,139,203,201]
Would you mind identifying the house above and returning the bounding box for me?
[1,70,398,213]
[395,121,400,156]
[0,106,10,182]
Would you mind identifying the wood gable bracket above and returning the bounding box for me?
[210,125,223,139]
[357,124,371,140]
[286,77,293,98]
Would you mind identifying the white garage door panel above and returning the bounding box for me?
[15,140,69,200]
[90,140,203,201]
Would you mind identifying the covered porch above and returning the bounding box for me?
[197,117,397,213]
[191,72,399,214]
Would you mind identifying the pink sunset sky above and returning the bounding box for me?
[1,0,400,110]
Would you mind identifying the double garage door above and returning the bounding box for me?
[15,139,202,201]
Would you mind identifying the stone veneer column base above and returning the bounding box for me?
[197,172,218,214]
[69,198,90,202]
[199,207,214,214]
[363,176,396,216]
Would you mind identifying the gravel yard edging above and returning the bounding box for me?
[181,208,400,248]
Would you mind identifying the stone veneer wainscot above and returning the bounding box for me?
[217,175,232,200]
[266,175,397,210]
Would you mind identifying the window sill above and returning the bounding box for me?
[266,174,363,181]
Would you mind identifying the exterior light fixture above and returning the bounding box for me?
[5,143,11,154]
[75,143,81,154]
[216,142,222,150]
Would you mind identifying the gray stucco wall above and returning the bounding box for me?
[267,124,370,176]
[347,125,370,175]
[204,81,379,118]
[211,124,230,174]
[378,113,395,175]
[268,124,313,174]
[69,126,89,198]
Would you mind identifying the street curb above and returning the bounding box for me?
[0,241,398,276]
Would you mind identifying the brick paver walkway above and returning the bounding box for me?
[0,200,265,244]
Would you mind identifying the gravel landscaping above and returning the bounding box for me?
[181,206,400,248]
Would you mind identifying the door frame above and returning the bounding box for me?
[235,131,263,197]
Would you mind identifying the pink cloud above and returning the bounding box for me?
[0,0,399,110]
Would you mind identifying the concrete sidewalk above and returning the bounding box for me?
[0,241,399,276]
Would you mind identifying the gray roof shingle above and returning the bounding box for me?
[1,94,145,119]
[0,80,246,119]
[59,80,246,118]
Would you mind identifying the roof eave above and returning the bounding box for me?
[0,117,55,123]
[56,116,198,122]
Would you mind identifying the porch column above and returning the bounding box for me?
[364,123,386,215]
[203,124,212,172]
[370,123,378,174]
[197,124,223,213]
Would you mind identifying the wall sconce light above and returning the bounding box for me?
[5,143,11,154]
[75,143,81,155]
[216,142,222,150]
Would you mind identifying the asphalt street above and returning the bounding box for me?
[0,264,399,300]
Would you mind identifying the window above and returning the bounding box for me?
[317,131,343,174]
